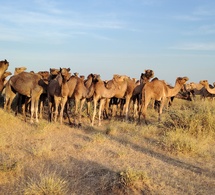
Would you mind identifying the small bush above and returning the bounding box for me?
[24,173,68,195]
[161,128,198,154]
[117,168,154,194]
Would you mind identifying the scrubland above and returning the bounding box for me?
[0,98,214,194]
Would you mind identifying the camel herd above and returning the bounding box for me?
[0,59,215,126]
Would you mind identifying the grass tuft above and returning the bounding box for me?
[24,172,68,195]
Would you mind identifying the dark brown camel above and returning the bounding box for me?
[47,68,71,124]
[4,72,47,123]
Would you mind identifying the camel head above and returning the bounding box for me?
[50,68,60,76]
[74,72,79,77]
[0,59,9,69]
[0,59,9,76]
[176,76,189,86]
[113,74,128,82]
[14,67,27,75]
[199,80,209,87]
[144,69,154,79]
[38,71,50,83]
[60,68,71,81]
[2,71,12,79]
[80,75,85,80]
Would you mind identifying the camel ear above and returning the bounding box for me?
[67,68,71,72]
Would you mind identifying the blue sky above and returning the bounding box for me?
[1,0,215,85]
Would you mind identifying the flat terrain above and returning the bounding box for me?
[0,99,214,194]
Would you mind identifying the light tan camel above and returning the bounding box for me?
[190,82,214,100]
[47,68,71,124]
[139,76,189,124]
[91,74,128,126]
[104,74,136,121]
[199,80,215,95]
[14,67,27,75]
[4,72,46,123]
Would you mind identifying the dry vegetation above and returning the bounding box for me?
[0,98,215,194]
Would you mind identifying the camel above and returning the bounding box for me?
[138,76,189,124]
[103,74,137,122]
[190,82,214,100]
[1,71,12,86]
[0,59,9,92]
[47,68,71,124]
[4,72,47,123]
[199,80,215,95]
[131,70,155,118]
[70,73,99,124]
[91,74,128,126]
[0,59,9,77]
[14,67,27,75]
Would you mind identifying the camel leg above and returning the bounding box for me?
[86,100,92,123]
[47,95,53,122]
[54,97,60,123]
[158,98,166,122]
[30,99,35,123]
[59,97,67,125]
[124,97,131,121]
[98,98,105,126]
[64,101,72,125]
[79,98,86,124]
[74,98,80,124]
[4,92,16,111]
[138,94,150,125]
[24,97,31,122]
[91,97,98,126]
[34,99,39,123]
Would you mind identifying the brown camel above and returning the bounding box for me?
[14,67,27,75]
[91,74,128,126]
[199,80,215,95]
[131,70,155,118]
[0,59,9,92]
[190,82,214,100]
[4,72,46,123]
[0,59,9,77]
[71,73,99,124]
[1,71,12,86]
[47,68,71,124]
[104,74,136,121]
[139,76,189,124]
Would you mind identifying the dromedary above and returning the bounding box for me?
[91,74,127,126]
[71,73,99,125]
[0,59,9,92]
[139,76,189,124]
[47,68,71,124]
[190,82,214,100]
[4,72,47,123]
[199,80,215,95]
[132,69,154,118]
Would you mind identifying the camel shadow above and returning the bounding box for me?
[77,122,215,179]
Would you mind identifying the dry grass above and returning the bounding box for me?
[0,98,215,194]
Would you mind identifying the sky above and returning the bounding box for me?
[1,0,215,85]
